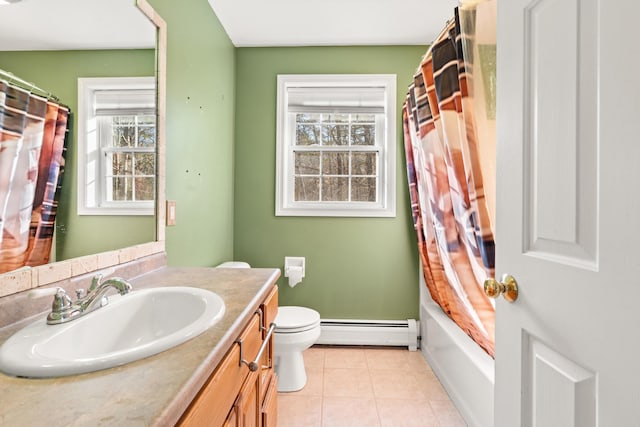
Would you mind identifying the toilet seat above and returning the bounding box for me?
[275,306,320,333]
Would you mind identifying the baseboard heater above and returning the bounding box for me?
[317,319,419,351]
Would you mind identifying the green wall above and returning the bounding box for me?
[0,49,156,261]
[2,1,426,321]
[148,0,236,267]
[233,46,423,319]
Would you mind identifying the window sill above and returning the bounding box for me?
[276,205,396,218]
[78,207,154,216]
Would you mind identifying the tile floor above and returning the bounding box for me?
[277,345,467,427]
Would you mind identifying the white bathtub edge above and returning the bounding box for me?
[419,282,495,427]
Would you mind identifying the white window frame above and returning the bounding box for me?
[77,77,156,216]
[276,74,396,217]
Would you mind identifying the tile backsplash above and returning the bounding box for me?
[0,241,164,298]
[0,250,166,329]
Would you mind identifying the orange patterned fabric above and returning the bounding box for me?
[403,5,497,356]
[0,79,69,273]
[25,103,69,268]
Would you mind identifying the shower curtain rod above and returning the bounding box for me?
[0,68,59,101]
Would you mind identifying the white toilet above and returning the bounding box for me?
[273,306,321,392]
[215,261,321,392]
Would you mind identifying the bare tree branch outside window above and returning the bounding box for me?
[294,113,377,203]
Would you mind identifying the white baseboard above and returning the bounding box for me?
[316,319,419,351]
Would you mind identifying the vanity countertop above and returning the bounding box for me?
[0,266,280,426]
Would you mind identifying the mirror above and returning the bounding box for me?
[0,0,166,297]
[0,0,166,290]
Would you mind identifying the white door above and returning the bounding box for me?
[495,0,640,426]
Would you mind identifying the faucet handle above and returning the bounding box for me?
[29,287,74,316]
[28,287,62,299]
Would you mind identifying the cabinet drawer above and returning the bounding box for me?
[261,285,278,330]
[178,313,262,427]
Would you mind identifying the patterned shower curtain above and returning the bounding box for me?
[403,0,497,356]
[0,75,69,274]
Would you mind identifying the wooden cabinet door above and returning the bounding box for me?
[178,284,278,427]
[178,314,262,427]
[222,404,238,427]
[238,371,260,427]
[259,285,278,401]
[261,373,278,427]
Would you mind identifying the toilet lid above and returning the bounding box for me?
[275,306,320,331]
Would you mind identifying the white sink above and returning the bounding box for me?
[0,286,225,378]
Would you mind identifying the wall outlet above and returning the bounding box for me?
[166,200,177,226]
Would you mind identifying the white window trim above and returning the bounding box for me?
[77,77,156,216]
[276,74,397,217]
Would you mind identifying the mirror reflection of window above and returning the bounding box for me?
[78,77,156,216]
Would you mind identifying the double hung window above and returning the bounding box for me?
[78,77,156,215]
[276,74,396,217]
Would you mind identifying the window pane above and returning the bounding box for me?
[322,152,349,175]
[135,177,155,201]
[108,176,132,201]
[295,151,320,174]
[327,113,349,123]
[112,121,136,147]
[134,153,156,175]
[138,125,156,148]
[295,177,319,201]
[110,152,133,175]
[351,152,377,175]
[137,115,156,126]
[352,177,377,202]
[296,124,320,145]
[296,113,320,123]
[112,115,136,126]
[322,177,349,201]
[353,114,375,123]
[322,124,349,146]
[351,124,375,146]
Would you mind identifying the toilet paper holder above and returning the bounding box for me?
[284,256,305,279]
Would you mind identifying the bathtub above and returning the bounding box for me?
[419,274,495,427]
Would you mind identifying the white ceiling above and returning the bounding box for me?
[208,0,457,47]
[0,0,457,51]
[0,0,155,51]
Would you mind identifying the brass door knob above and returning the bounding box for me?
[483,275,519,302]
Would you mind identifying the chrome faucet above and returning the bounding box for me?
[39,274,132,325]
[78,275,133,314]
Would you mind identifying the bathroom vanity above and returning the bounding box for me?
[178,283,278,426]
[0,264,280,426]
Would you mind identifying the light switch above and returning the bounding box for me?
[166,200,177,226]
